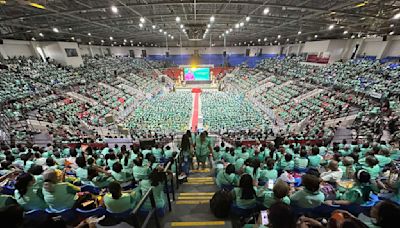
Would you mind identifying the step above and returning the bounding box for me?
[178,196,213,200]
[176,200,209,205]
[170,221,225,227]
[190,169,211,173]
[179,192,214,196]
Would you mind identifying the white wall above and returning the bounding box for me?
[302,40,330,53]
[0,39,36,58]
[41,42,83,67]
[384,39,400,57]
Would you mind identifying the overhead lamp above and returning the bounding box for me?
[355,1,368,8]
[286,38,289,41]
[258,38,261,42]
[180,24,184,29]
[343,30,348,34]
[226,30,229,34]
[298,30,302,35]
[139,23,143,28]
[229,28,233,32]
[109,36,113,40]
[164,31,167,35]
[130,40,133,43]
[31,37,36,41]
[277,34,281,39]
[394,13,400,20]
[71,37,75,40]
[351,35,355,39]
[328,24,335,30]
[210,16,215,22]
[314,34,318,38]
[101,40,104,43]
[235,23,239,28]
[245,16,250,22]
[244,41,246,44]
[390,24,394,27]
[171,36,174,39]
[88,42,92,45]
[140,17,145,23]
[389,31,395,35]
[263,7,270,15]
[168,34,171,37]
[239,42,241,45]
[30,3,46,9]
[52,27,59,33]
[123,39,127,42]
[152,25,156,29]
[111,6,118,14]
[219,35,221,38]
[39,33,44,37]
[176,16,181,22]
[159,29,163,32]
[88,33,91,36]
[68,28,72,31]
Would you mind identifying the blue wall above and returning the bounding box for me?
[146,54,283,67]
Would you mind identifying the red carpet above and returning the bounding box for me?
[191,88,201,132]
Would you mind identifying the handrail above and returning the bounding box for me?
[131,187,160,228]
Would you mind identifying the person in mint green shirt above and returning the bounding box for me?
[216,164,238,188]
[132,158,151,181]
[259,159,278,182]
[279,154,294,171]
[257,179,290,209]
[14,173,47,211]
[111,162,133,183]
[104,181,140,213]
[194,132,213,169]
[339,156,356,180]
[139,168,167,209]
[163,146,174,159]
[290,174,325,208]
[375,149,392,167]
[151,145,163,162]
[42,169,80,212]
[308,147,322,168]
[244,159,261,180]
[75,156,88,181]
[223,148,236,164]
[230,174,257,209]
[294,150,309,169]
[363,156,380,180]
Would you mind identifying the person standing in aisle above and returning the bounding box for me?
[194,132,213,169]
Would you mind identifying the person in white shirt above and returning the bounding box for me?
[320,160,343,183]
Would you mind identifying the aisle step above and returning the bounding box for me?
[179,192,214,196]
[190,169,211,173]
[176,200,209,205]
[171,221,225,227]
[178,196,212,200]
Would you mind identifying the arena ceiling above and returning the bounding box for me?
[0,0,399,47]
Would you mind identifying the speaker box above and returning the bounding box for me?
[223,51,226,57]
[166,52,169,57]
[245,49,250,56]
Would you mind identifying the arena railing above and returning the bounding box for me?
[162,148,183,211]
[131,187,161,228]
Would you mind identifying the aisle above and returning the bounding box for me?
[191,90,201,132]
[161,166,231,227]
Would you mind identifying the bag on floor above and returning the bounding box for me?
[210,190,232,218]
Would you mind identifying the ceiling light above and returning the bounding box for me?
[30,3,46,9]
[152,25,156,29]
[235,23,239,28]
[176,16,181,22]
[52,27,59,33]
[39,33,44,37]
[111,6,118,13]
[351,35,355,39]
[71,37,75,40]
[264,38,267,41]
[277,35,281,39]
[226,30,229,34]
[229,28,233,32]
[171,36,174,39]
[31,37,36,41]
[286,38,289,41]
[219,35,221,38]
[343,30,348,34]
[101,40,104,43]
[207,24,211,28]
[180,24,184,29]
[139,23,143,28]
[88,42,92,45]
[245,16,250,22]
[88,33,91,36]
[164,31,167,35]
[263,8,270,15]
[210,16,215,22]
[389,31,395,35]
[390,24,394,28]
[114,41,117,44]
[328,24,335,30]
[140,17,145,23]
[159,29,163,32]
[258,38,261,42]
[394,13,400,20]
[68,28,72,31]
[355,1,368,8]
[239,22,244,27]
[109,36,113,40]
[244,42,246,44]
[123,39,127,42]
[168,34,171,37]
[298,31,302,35]
[314,34,318,38]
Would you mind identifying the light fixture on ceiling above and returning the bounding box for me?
[68,28,72,31]
[239,22,244,27]
[152,25,156,29]
[164,31,167,35]
[235,23,239,28]
[286,38,289,41]
[123,39,127,42]
[328,24,335,30]
[176,16,181,22]
[39,33,44,37]
[393,13,400,20]
[264,37,267,41]
[351,35,355,39]
[109,36,113,40]
[101,40,104,43]
[88,33,91,36]
[226,30,229,34]
[298,31,302,35]
[180,24,184,29]
[139,23,143,28]
[314,34,318,38]
[30,3,46,9]
[88,42,92,45]
[277,35,281,39]
[390,24,394,28]
[210,16,215,22]
[71,37,75,40]
[229,28,233,32]
[389,31,395,35]
[355,1,368,8]
[343,30,348,34]
[31,37,36,41]
[245,16,250,22]
[171,36,174,39]
[159,29,163,32]
[111,6,118,14]
[207,24,211,28]
[52,27,59,33]
[263,8,270,15]
[168,34,171,37]
[140,17,145,23]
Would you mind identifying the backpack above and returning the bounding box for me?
[210,190,232,218]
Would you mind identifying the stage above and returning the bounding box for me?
[175,82,219,91]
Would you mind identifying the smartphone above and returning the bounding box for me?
[261,210,269,225]
[267,179,274,189]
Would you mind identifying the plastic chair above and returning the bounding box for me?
[45,208,77,223]
[106,209,132,220]
[81,185,101,195]
[76,207,106,219]
[0,185,15,195]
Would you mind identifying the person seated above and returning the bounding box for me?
[230,173,257,209]
[339,156,356,180]
[362,156,380,180]
[139,168,167,210]
[42,169,80,212]
[216,164,237,188]
[290,174,325,208]
[132,157,150,181]
[75,156,89,181]
[244,159,261,180]
[259,158,278,182]
[111,162,133,184]
[103,181,140,213]
[308,147,322,168]
[320,160,343,184]
[14,173,47,211]
[279,153,294,171]
[257,179,290,209]
[294,150,309,170]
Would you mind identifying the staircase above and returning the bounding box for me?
[331,127,354,144]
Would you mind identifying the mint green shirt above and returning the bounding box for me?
[14,186,47,210]
[257,189,290,208]
[104,190,140,213]
[290,189,325,208]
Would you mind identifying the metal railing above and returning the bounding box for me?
[162,148,183,211]
[131,187,160,228]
